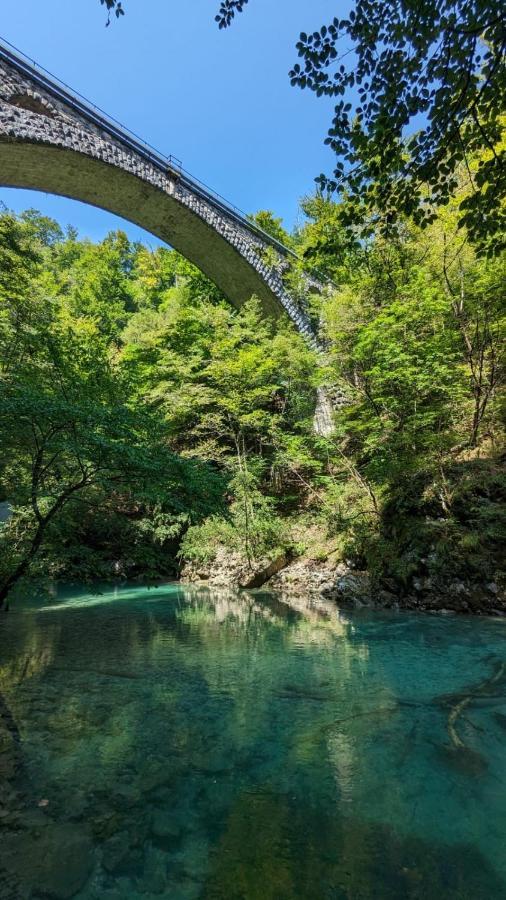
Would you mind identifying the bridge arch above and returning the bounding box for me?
[0,43,318,345]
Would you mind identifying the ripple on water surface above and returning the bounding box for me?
[1,583,506,898]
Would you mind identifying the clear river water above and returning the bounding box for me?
[1,583,506,899]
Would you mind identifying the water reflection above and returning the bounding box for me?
[0,583,506,898]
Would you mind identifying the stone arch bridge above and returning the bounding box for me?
[0,41,321,346]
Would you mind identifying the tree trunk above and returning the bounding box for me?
[0,518,47,609]
[0,477,87,609]
[239,551,294,590]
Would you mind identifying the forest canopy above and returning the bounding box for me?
[0,2,503,606]
[0,139,504,605]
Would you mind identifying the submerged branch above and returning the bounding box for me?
[447,660,506,751]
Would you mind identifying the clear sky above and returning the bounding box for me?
[0,0,349,244]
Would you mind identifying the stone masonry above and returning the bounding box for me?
[0,47,320,346]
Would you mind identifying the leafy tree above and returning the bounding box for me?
[99,0,124,25]
[248,210,294,250]
[122,290,323,565]
[0,381,223,605]
[2,189,503,604]
[97,1,505,251]
[49,231,137,339]
[0,213,225,605]
[294,195,355,282]
[218,1,506,255]
[318,178,505,586]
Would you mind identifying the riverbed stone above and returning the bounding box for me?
[143,845,168,894]
[111,783,141,809]
[178,833,210,882]
[0,721,21,781]
[1,821,94,898]
[151,808,183,841]
[137,758,176,794]
[102,830,131,873]
[162,879,202,900]
[90,807,124,840]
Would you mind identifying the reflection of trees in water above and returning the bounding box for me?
[0,613,60,689]
[1,586,506,895]
[1,586,378,827]
[0,598,477,858]
[0,587,390,806]
[176,584,364,653]
[205,790,505,899]
[164,587,386,818]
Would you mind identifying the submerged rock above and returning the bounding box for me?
[494,711,506,729]
[143,844,168,894]
[1,821,94,898]
[437,744,489,777]
[137,758,174,794]
[151,808,183,842]
[111,783,141,810]
[102,830,131,874]
[178,833,210,882]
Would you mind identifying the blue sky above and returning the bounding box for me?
[0,0,350,244]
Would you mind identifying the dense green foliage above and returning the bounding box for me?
[319,204,505,589]
[101,1,505,252]
[220,1,506,254]
[0,148,504,603]
[0,212,226,603]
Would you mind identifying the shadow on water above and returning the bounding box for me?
[206,792,505,900]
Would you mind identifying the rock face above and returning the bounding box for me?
[396,577,506,616]
[313,386,337,436]
[239,552,293,589]
[181,547,293,590]
[320,572,373,608]
[181,548,250,587]
[182,549,505,616]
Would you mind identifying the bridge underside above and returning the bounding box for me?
[0,47,321,342]
[0,47,336,430]
[0,140,285,319]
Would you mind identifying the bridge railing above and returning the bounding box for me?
[0,36,339,297]
[0,37,302,257]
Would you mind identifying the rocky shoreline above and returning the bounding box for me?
[181,550,505,617]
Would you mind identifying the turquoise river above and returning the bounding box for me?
[1,583,506,898]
